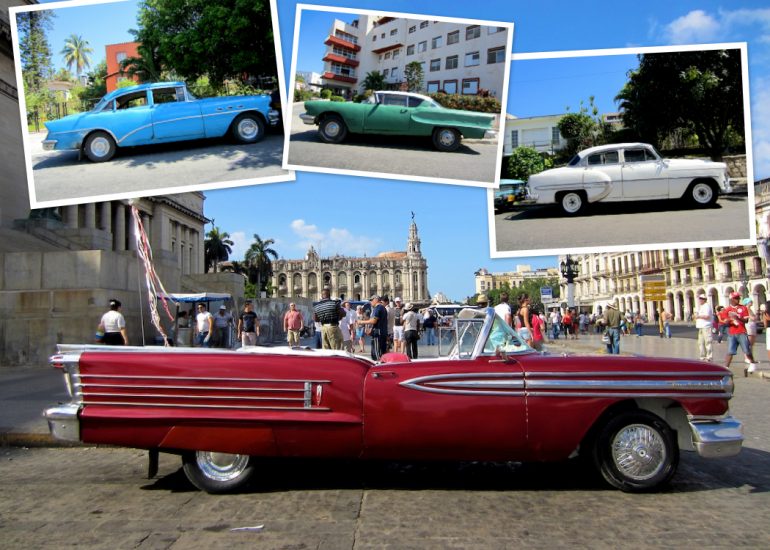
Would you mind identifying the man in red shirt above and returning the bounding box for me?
[724,291,757,375]
[283,303,304,347]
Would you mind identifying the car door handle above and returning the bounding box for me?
[372,371,397,379]
[400,109,408,113]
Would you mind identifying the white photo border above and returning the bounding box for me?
[488,41,755,259]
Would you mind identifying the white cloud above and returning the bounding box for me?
[228,231,248,261]
[751,76,770,179]
[664,10,721,43]
[290,219,382,257]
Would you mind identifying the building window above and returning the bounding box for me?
[551,127,560,145]
[420,21,429,29]
[381,32,385,39]
[384,51,391,60]
[432,35,442,49]
[443,79,457,94]
[464,51,480,67]
[379,54,383,61]
[447,30,459,45]
[418,41,427,53]
[391,67,398,79]
[445,55,458,70]
[372,35,377,42]
[427,80,440,92]
[383,69,389,77]
[408,25,416,33]
[390,28,398,36]
[462,78,480,94]
[430,58,440,71]
[392,49,399,59]
[511,129,518,148]
[488,26,506,34]
[116,52,127,63]
[419,61,426,73]
[407,44,415,55]
[466,25,481,40]
[487,46,505,64]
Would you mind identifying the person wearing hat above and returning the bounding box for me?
[402,302,421,359]
[599,301,622,354]
[212,304,235,348]
[360,295,388,360]
[391,297,405,354]
[99,298,128,345]
[694,293,714,361]
[724,291,757,375]
[476,293,489,308]
[313,287,345,350]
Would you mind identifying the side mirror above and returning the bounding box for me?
[495,346,510,362]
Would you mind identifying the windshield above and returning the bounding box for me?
[483,317,531,354]
[91,96,110,112]
[567,154,582,166]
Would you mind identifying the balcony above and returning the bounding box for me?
[322,52,360,67]
[324,34,361,52]
[322,71,357,84]
[371,42,404,55]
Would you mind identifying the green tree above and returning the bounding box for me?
[362,70,385,91]
[506,147,553,181]
[204,226,234,273]
[17,10,55,93]
[53,68,74,82]
[77,60,107,109]
[119,31,163,83]
[481,277,560,313]
[133,0,276,90]
[404,61,424,92]
[557,96,608,158]
[60,34,93,80]
[615,49,743,159]
[244,234,278,294]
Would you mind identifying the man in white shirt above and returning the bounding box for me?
[695,293,714,361]
[195,303,214,347]
[494,292,513,327]
[339,300,356,353]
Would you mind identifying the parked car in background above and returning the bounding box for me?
[45,307,742,494]
[42,82,280,162]
[299,91,497,152]
[494,179,529,213]
[526,143,732,215]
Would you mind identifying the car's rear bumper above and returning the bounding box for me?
[299,113,316,125]
[44,403,80,442]
[42,140,57,151]
[689,415,743,458]
[483,129,497,140]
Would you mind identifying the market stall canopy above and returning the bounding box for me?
[157,292,232,303]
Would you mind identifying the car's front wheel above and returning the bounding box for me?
[83,131,116,162]
[182,451,255,493]
[592,411,678,492]
[686,180,718,207]
[557,191,587,215]
[432,127,461,152]
[318,115,348,143]
[231,113,266,144]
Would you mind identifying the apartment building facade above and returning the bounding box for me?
[321,14,509,98]
[474,265,560,295]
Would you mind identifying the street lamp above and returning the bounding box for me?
[560,255,579,308]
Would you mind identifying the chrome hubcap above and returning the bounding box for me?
[563,193,582,213]
[611,424,666,481]
[238,118,259,139]
[90,137,111,158]
[195,451,249,481]
[693,183,713,203]
[439,129,456,146]
[324,121,340,137]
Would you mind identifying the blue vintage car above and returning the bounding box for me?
[42,82,280,162]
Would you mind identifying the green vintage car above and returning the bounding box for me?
[299,91,497,152]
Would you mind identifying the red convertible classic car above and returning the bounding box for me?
[45,308,742,493]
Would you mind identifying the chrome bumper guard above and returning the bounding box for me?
[689,415,743,458]
[42,140,57,151]
[722,177,733,194]
[44,403,81,442]
[268,108,280,125]
[483,129,498,140]
[299,113,316,125]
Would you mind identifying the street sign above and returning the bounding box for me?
[540,286,552,303]
[641,274,667,301]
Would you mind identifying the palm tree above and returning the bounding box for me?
[244,234,278,294]
[362,71,385,92]
[60,34,93,80]
[204,226,233,273]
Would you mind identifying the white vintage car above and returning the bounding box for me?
[526,143,732,215]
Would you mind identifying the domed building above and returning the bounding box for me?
[271,219,429,302]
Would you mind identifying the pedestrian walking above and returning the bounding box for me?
[715,306,728,344]
[212,305,234,348]
[634,311,644,337]
[694,293,713,361]
[194,303,213,347]
[743,297,758,348]
[723,291,758,376]
[402,302,421,359]
[600,302,622,354]
[283,302,304,347]
[422,309,437,346]
[340,300,355,353]
[238,301,260,347]
[764,301,770,364]
[355,305,367,353]
[313,288,345,350]
[516,294,534,346]
[494,292,513,327]
[662,310,673,338]
[549,309,561,339]
[360,295,388,361]
[99,298,128,345]
[391,297,404,353]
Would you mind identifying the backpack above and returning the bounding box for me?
[394,308,403,326]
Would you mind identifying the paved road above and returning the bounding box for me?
[494,193,751,254]
[286,102,499,185]
[2,371,769,548]
[29,131,289,205]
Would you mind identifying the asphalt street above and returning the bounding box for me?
[29,131,289,204]
[494,193,752,253]
[286,102,499,185]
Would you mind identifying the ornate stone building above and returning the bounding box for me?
[272,220,429,302]
[474,265,560,295]
[558,246,767,321]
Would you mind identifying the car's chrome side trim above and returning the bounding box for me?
[78,374,332,383]
[400,372,525,396]
[76,401,331,412]
[527,391,732,399]
[526,371,728,377]
[527,377,732,392]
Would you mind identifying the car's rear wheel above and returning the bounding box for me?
[231,113,265,144]
[592,411,678,492]
[686,180,718,207]
[83,131,116,162]
[557,191,587,215]
[182,451,254,493]
[318,115,347,143]
[432,127,461,152]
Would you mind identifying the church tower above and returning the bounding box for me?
[407,213,421,259]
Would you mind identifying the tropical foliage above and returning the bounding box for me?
[404,61,424,92]
[243,234,278,294]
[362,70,385,91]
[17,10,55,94]
[428,92,501,113]
[60,34,93,79]
[507,147,553,182]
[204,227,234,273]
[468,277,560,313]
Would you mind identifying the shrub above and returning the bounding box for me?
[507,147,553,182]
[428,92,501,113]
[320,88,332,100]
[293,89,313,102]
[330,95,345,102]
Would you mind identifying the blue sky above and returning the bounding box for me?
[33,0,770,301]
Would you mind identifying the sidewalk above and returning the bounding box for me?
[2,333,766,447]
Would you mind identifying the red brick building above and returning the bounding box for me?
[105,42,140,92]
